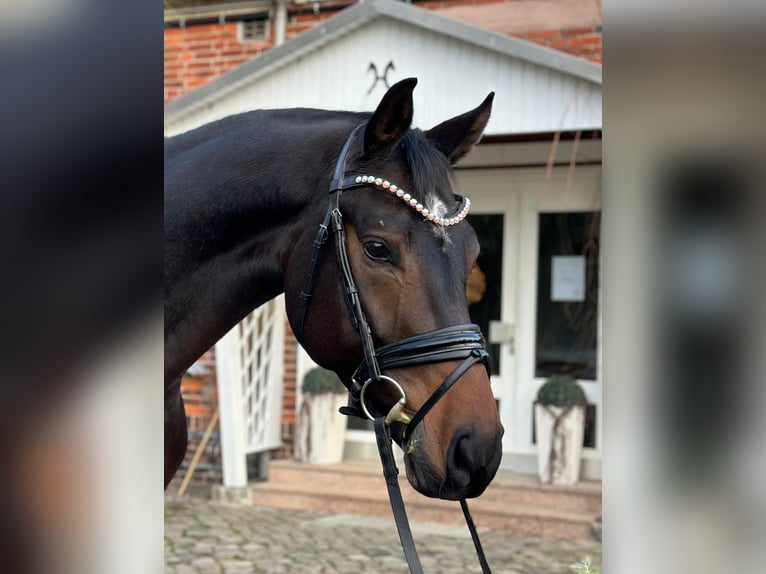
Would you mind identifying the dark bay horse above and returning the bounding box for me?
[165,78,503,500]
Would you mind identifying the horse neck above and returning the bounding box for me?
[164,111,359,383]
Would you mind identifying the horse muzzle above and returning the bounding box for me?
[404,423,504,500]
[342,324,502,499]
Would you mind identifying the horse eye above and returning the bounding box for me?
[362,240,391,262]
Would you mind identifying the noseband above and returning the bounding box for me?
[295,125,493,573]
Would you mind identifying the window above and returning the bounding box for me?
[535,212,600,380]
[238,19,269,43]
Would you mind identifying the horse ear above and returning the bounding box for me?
[364,77,417,155]
[425,93,494,164]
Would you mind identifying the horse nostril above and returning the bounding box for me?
[445,425,503,496]
[446,426,478,489]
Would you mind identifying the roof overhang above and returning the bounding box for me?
[165,0,602,134]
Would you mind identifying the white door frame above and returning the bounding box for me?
[454,168,520,457]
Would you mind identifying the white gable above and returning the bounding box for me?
[164,0,601,137]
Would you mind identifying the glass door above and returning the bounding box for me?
[515,165,602,478]
[533,211,600,451]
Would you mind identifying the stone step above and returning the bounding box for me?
[253,460,600,541]
[264,460,601,515]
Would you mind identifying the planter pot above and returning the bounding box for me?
[535,403,585,485]
[296,393,347,464]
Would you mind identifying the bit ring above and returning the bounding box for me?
[359,375,408,423]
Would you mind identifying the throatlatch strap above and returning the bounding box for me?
[374,417,424,574]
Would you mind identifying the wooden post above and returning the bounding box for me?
[177,409,219,497]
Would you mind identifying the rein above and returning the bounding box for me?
[296,125,493,573]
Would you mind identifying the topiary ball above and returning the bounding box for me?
[301,367,346,394]
[536,375,586,407]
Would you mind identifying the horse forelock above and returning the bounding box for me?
[343,127,458,245]
[401,130,452,204]
[400,130,456,245]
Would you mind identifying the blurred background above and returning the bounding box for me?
[1,0,765,572]
[602,4,766,572]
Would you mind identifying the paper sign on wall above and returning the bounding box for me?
[551,256,586,302]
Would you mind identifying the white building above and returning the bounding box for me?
[165,0,602,484]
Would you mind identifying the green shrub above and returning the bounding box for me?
[301,367,346,394]
[536,374,586,407]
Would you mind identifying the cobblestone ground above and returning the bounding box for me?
[165,497,601,574]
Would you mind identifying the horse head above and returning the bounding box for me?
[285,78,503,500]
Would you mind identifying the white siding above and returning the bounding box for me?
[165,19,601,136]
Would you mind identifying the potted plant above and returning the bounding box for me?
[295,367,348,464]
[535,374,587,485]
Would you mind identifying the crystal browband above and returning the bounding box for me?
[354,175,471,227]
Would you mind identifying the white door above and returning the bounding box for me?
[457,162,602,479]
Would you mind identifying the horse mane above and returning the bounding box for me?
[166,108,369,153]
[166,109,455,222]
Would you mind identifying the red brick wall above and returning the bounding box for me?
[171,349,221,493]
[278,320,299,459]
[180,348,218,432]
[514,27,602,63]
[164,0,601,103]
[164,22,272,102]
[285,5,338,41]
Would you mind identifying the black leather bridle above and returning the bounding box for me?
[295,125,494,574]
